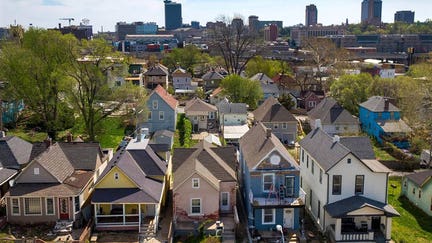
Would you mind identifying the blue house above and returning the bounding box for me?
[142,85,178,133]
[238,123,304,235]
[2,100,24,125]
[359,96,412,148]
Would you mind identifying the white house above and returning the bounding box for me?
[299,123,399,242]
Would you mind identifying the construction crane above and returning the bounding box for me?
[59,18,75,26]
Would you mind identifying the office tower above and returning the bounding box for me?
[394,11,415,24]
[361,0,382,25]
[164,0,182,30]
[231,18,244,30]
[191,21,200,29]
[264,24,278,41]
[306,4,318,26]
[248,15,259,32]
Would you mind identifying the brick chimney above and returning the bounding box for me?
[384,98,389,111]
[66,132,73,142]
[266,128,272,138]
[44,136,52,147]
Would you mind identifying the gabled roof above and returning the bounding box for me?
[308,97,359,125]
[239,122,297,169]
[405,170,432,188]
[144,64,168,76]
[202,70,224,81]
[0,136,33,168]
[359,96,400,112]
[251,73,279,95]
[172,141,237,189]
[151,84,179,110]
[211,87,223,96]
[324,195,400,217]
[299,129,388,172]
[250,73,273,83]
[172,67,191,77]
[216,99,247,114]
[57,142,103,170]
[185,98,217,113]
[253,96,297,123]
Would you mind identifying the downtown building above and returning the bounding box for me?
[394,11,415,24]
[361,0,382,25]
[164,0,182,30]
[306,4,318,26]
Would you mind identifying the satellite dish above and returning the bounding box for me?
[270,154,281,165]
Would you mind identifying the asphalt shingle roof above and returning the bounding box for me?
[152,85,179,110]
[92,188,159,204]
[202,71,224,80]
[339,137,376,160]
[253,96,297,122]
[324,195,400,217]
[359,96,400,112]
[185,98,217,113]
[405,170,432,188]
[0,136,33,168]
[308,97,359,125]
[144,64,168,76]
[216,99,247,114]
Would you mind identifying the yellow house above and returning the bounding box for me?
[91,136,167,233]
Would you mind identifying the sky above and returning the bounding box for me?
[1,0,431,32]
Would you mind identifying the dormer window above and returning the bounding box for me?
[34,168,40,175]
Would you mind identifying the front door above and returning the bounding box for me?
[371,216,381,231]
[221,192,230,211]
[59,198,69,220]
[283,209,294,228]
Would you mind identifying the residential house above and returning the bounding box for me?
[209,87,225,105]
[299,127,399,242]
[202,70,224,92]
[152,130,174,150]
[359,96,412,148]
[401,170,432,217]
[299,90,325,111]
[250,73,279,100]
[172,141,237,234]
[253,97,298,145]
[144,64,169,89]
[239,123,304,233]
[124,63,145,87]
[0,136,37,197]
[184,98,217,132]
[172,67,195,91]
[142,85,178,133]
[92,135,167,232]
[6,141,107,226]
[308,97,360,135]
[216,99,249,144]
[1,99,24,126]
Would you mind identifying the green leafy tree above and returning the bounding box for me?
[162,45,214,75]
[0,28,77,138]
[278,93,295,110]
[195,87,206,99]
[220,74,263,109]
[245,56,292,78]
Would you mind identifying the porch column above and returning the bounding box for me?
[335,218,342,241]
[385,217,392,241]
[72,197,76,221]
[139,203,142,232]
[123,204,126,225]
[94,204,98,224]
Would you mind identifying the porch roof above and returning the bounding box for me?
[324,196,400,218]
[92,188,159,204]
[377,119,412,133]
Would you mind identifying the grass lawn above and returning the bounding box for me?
[373,145,396,161]
[388,177,432,243]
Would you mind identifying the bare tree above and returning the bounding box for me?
[208,16,261,75]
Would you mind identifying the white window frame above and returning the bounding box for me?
[46,197,55,215]
[159,111,164,120]
[34,167,40,175]
[262,208,275,224]
[24,197,42,216]
[152,100,158,110]
[11,198,20,216]
[190,198,202,215]
[262,173,275,192]
[282,123,287,129]
[192,178,200,188]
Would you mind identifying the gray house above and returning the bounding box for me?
[253,96,298,145]
[250,73,280,100]
[202,70,224,92]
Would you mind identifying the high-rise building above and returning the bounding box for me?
[231,18,244,30]
[164,0,182,30]
[264,24,278,41]
[361,0,382,25]
[305,4,318,26]
[248,15,259,32]
[394,11,415,24]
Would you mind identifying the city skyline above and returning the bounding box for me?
[1,0,431,32]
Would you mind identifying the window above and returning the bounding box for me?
[75,196,80,212]
[319,169,323,184]
[347,158,351,164]
[24,198,42,215]
[285,176,295,197]
[193,116,198,120]
[332,175,342,195]
[148,111,152,120]
[300,176,303,187]
[262,208,275,224]
[273,123,278,129]
[46,198,54,215]
[159,111,164,120]
[282,123,287,129]
[311,160,315,174]
[208,112,215,119]
[413,187,416,194]
[301,149,304,163]
[419,189,422,199]
[306,155,309,168]
[152,100,158,109]
[404,180,407,187]
[34,168,40,175]
[355,175,364,194]
[192,178,200,188]
[317,200,321,221]
[263,174,274,192]
[114,172,119,180]
[310,189,313,210]
[430,197,432,211]
[191,198,201,214]
[335,126,340,131]
[200,116,205,121]
[11,198,20,215]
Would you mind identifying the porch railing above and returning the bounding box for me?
[328,224,374,242]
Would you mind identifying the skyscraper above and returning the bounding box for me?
[164,0,182,30]
[394,11,415,24]
[305,4,318,26]
[361,0,382,25]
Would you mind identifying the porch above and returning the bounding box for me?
[252,188,306,208]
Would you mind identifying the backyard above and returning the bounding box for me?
[388,177,432,243]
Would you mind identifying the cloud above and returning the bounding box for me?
[42,0,63,6]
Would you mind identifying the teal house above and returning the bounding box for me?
[2,100,24,125]
[401,170,432,217]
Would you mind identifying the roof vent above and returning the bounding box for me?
[333,135,340,143]
[315,119,322,129]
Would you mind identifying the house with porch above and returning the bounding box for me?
[172,140,237,235]
[143,64,169,90]
[308,97,360,136]
[184,98,218,132]
[216,99,249,144]
[401,170,432,217]
[299,125,399,242]
[92,134,167,232]
[172,67,195,91]
[359,96,412,149]
[253,96,298,145]
[142,85,178,133]
[5,141,107,227]
[239,123,304,234]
